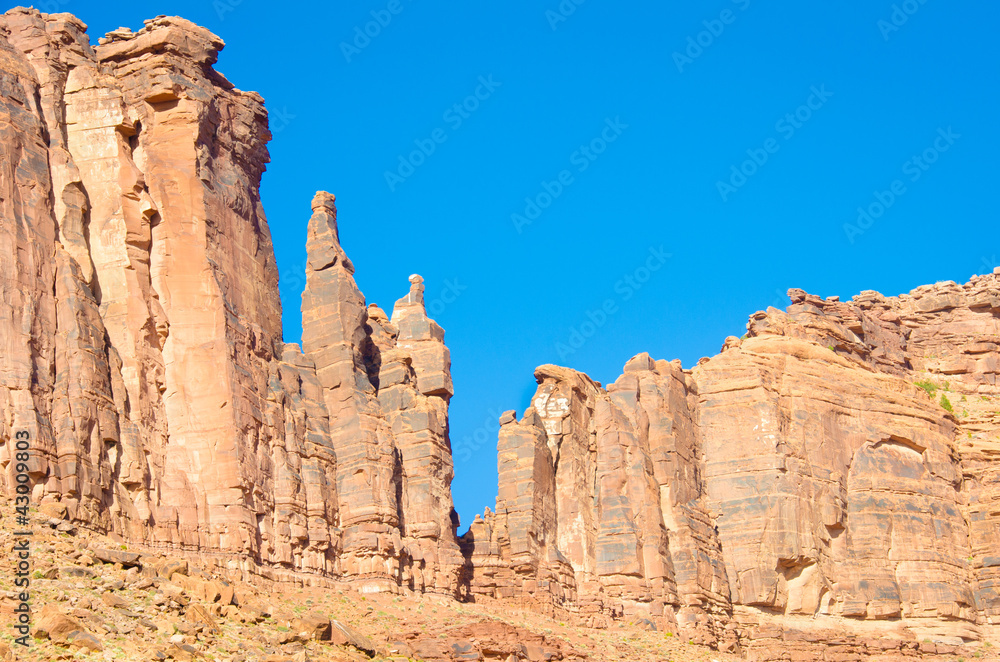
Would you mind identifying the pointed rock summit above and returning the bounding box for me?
[391,274,454,398]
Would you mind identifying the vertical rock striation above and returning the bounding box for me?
[302,191,400,589]
[0,9,461,595]
[1,9,999,657]
[464,273,1000,652]
[461,362,732,644]
[387,277,464,594]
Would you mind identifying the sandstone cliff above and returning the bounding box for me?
[461,273,1000,657]
[0,8,460,597]
[1,8,998,659]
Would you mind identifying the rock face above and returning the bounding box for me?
[299,192,462,593]
[460,361,733,646]
[1,8,999,657]
[0,8,459,596]
[462,273,1000,653]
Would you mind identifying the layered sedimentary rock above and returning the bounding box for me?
[2,8,999,658]
[463,272,1000,653]
[461,360,733,646]
[387,277,465,593]
[0,9,128,538]
[300,194,462,593]
[0,8,460,595]
[302,191,399,586]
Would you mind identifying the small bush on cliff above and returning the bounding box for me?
[940,394,953,412]
[915,380,938,397]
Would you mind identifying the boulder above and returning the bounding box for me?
[290,612,331,641]
[92,547,141,567]
[330,619,378,655]
[32,605,102,651]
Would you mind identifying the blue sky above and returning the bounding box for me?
[67,0,998,531]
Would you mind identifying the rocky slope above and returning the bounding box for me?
[0,494,750,661]
[0,8,998,661]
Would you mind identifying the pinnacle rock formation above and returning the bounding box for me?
[461,272,1000,657]
[0,8,460,596]
[1,8,999,660]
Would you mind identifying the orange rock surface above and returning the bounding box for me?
[1,8,998,659]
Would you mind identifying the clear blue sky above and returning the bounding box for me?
[65,1,999,532]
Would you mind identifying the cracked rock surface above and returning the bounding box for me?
[1,8,1000,660]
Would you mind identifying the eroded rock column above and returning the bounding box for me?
[302,192,400,590]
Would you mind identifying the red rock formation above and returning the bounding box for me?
[1,9,999,659]
[302,191,400,589]
[0,9,126,538]
[461,362,732,645]
[386,277,464,593]
[0,9,460,596]
[464,273,1000,653]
